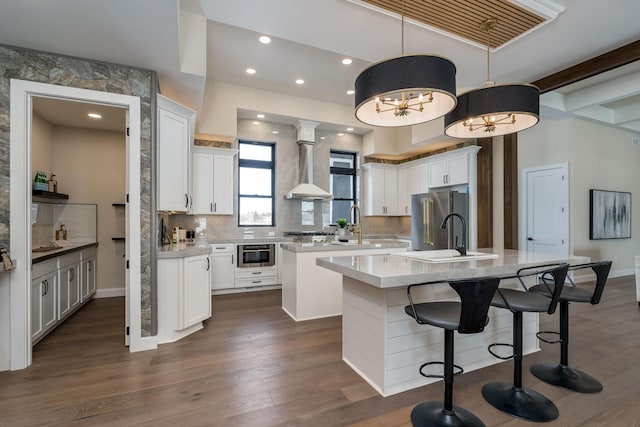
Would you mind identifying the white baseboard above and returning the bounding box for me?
[573,268,634,283]
[94,288,125,298]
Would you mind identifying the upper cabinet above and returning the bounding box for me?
[157,95,196,212]
[397,165,419,216]
[428,149,473,188]
[363,163,398,216]
[191,147,237,215]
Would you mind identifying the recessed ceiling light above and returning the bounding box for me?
[252,121,260,125]
[347,128,354,131]
[87,113,102,119]
[338,133,344,136]
[272,130,279,134]
[347,90,355,95]
[259,35,271,44]
[246,68,256,75]
[320,136,326,140]
[295,79,304,85]
[342,58,353,65]
[257,114,265,119]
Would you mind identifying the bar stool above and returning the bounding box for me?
[529,261,612,393]
[405,276,501,427]
[482,263,569,423]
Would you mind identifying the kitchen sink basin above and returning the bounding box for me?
[392,249,499,263]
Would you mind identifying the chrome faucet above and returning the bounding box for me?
[348,204,363,244]
[440,213,467,256]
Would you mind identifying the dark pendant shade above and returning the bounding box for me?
[355,54,457,127]
[444,84,540,138]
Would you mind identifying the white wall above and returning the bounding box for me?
[31,113,53,178]
[519,117,640,275]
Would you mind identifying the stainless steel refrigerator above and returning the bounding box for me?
[411,191,469,251]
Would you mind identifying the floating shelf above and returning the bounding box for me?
[112,237,126,241]
[32,190,69,200]
[112,203,125,207]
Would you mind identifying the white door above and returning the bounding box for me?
[522,163,569,256]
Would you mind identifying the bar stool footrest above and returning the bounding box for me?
[481,381,559,422]
[487,342,514,360]
[411,401,486,427]
[536,330,562,344]
[530,362,603,393]
[419,361,464,379]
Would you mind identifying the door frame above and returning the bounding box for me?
[519,162,570,256]
[9,79,143,370]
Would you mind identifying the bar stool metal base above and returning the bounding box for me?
[411,402,485,427]
[481,382,559,422]
[530,362,603,393]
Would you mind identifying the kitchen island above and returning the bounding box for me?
[280,240,409,321]
[317,248,589,396]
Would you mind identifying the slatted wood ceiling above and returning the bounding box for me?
[362,0,545,48]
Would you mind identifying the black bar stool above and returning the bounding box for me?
[482,263,569,423]
[528,261,612,393]
[405,276,501,427]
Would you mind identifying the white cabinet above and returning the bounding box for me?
[157,94,196,212]
[397,165,419,215]
[363,163,398,216]
[428,151,469,188]
[192,147,236,215]
[181,254,212,329]
[31,259,58,344]
[417,163,430,193]
[58,252,81,320]
[210,244,235,291]
[81,247,96,302]
[157,253,212,343]
[235,266,279,288]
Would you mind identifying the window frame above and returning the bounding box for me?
[329,150,358,224]
[237,140,276,227]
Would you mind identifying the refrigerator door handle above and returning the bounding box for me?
[423,199,434,246]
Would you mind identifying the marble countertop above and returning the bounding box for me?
[157,243,212,259]
[280,239,409,253]
[316,248,590,289]
[32,241,98,264]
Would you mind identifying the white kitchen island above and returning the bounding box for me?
[280,240,409,321]
[317,249,589,397]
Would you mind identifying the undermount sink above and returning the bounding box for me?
[392,249,499,263]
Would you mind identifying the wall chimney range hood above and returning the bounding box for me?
[285,120,333,200]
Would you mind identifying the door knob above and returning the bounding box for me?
[527,237,534,241]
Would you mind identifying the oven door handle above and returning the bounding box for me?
[241,249,271,253]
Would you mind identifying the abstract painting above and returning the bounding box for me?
[590,189,631,239]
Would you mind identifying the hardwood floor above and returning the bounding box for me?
[1,276,639,426]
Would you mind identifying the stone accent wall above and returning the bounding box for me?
[0,44,155,335]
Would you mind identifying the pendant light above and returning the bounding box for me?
[354,0,457,127]
[444,18,540,138]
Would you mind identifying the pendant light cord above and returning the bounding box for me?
[401,0,405,55]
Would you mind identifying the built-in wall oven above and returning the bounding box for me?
[237,243,276,268]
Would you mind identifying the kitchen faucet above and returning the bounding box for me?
[349,204,363,244]
[440,213,467,256]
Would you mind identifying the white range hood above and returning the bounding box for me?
[285,121,333,200]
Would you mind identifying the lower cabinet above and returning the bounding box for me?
[31,245,98,345]
[158,254,212,344]
[235,266,278,288]
[210,244,235,291]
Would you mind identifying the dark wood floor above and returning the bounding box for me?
[1,276,639,426]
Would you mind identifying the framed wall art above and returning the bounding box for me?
[589,189,631,240]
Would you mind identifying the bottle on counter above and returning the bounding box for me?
[172,226,179,244]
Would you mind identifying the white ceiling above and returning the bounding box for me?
[1,0,639,134]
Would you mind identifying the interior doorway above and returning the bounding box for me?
[520,163,569,257]
[9,80,142,370]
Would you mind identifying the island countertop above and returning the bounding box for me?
[316,248,590,289]
[280,239,409,253]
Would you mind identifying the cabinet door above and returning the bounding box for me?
[211,252,235,290]
[42,272,58,333]
[364,166,386,216]
[417,163,429,193]
[428,159,448,188]
[180,254,212,329]
[191,152,214,214]
[398,166,418,215]
[157,101,192,212]
[31,278,44,342]
[59,262,80,319]
[447,153,468,186]
[212,154,234,215]
[383,168,398,215]
[82,257,96,301]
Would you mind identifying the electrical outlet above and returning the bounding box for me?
[632,136,639,147]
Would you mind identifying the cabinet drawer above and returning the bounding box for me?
[235,267,277,279]
[32,258,58,278]
[58,251,81,268]
[235,276,278,288]
[210,244,234,253]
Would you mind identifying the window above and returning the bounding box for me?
[329,150,358,223]
[238,141,275,226]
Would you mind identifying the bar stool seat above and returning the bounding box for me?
[528,261,612,393]
[482,263,569,423]
[405,276,501,427]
